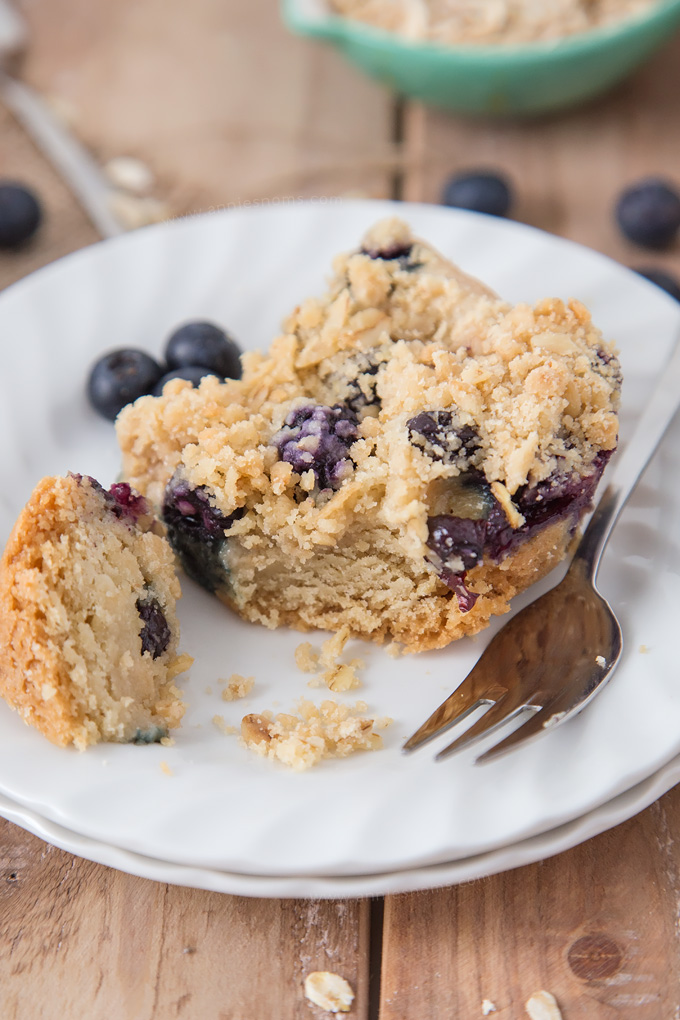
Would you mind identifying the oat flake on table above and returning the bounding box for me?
[331,0,659,44]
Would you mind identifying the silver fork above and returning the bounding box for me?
[404,329,680,765]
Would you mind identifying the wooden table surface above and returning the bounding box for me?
[1,2,680,1017]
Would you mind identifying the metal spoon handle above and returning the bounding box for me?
[573,331,680,579]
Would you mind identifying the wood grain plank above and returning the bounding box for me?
[380,790,680,1018]
[0,819,370,1020]
[18,0,395,212]
[402,33,680,276]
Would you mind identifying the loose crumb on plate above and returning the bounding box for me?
[297,628,365,692]
[212,714,238,736]
[241,699,390,771]
[525,990,563,1020]
[639,644,649,654]
[160,760,173,776]
[160,736,175,747]
[304,971,354,1013]
[295,641,319,673]
[220,674,255,701]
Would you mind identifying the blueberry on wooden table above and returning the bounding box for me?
[152,364,224,395]
[616,178,680,249]
[0,182,43,248]
[441,171,513,218]
[165,320,243,380]
[634,267,680,303]
[87,348,164,420]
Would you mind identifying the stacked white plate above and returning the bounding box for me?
[1,201,679,898]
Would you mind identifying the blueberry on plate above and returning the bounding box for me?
[634,267,680,303]
[441,170,513,218]
[0,182,43,248]
[165,321,242,380]
[616,178,680,249]
[87,348,164,421]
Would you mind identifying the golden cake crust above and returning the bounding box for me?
[0,475,188,749]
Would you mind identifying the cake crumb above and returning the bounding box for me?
[168,652,194,679]
[323,663,361,692]
[525,991,563,1020]
[295,641,319,673]
[482,1001,497,1016]
[299,628,365,691]
[595,654,606,667]
[304,971,354,1013]
[212,714,238,736]
[241,699,388,771]
[220,674,255,701]
[160,760,173,776]
[639,644,649,654]
[204,686,213,695]
[385,641,404,659]
[160,736,175,747]
[320,627,350,667]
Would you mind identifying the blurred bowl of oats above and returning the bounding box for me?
[282,0,680,115]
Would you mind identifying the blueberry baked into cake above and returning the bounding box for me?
[117,218,621,653]
[0,474,189,749]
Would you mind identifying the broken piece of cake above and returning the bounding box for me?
[117,217,621,653]
[0,474,189,749]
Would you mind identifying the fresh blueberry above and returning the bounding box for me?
[152,365,223,396]
[106,482,150,524]
[87,349,164,421]
[634,266,680,303]
[272,404,359,491]
[0,183,42,248]
[136,597,171,659]
[441,171,513,218]
[165,321,242,380]
[616,178,680,249]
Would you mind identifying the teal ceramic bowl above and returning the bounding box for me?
[283,0,680,115]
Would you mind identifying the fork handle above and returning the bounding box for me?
[572,330,680,581]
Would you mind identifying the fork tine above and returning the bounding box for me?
[474,689,586,765]
[402,680,507,753]
[434,690,544,762]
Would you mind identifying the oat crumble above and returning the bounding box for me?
[304,971,355,1013]
[241,699,389,770]
[330,0,660,45]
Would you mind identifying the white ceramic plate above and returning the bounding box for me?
[2,749,680,898]
[0,200,678,878]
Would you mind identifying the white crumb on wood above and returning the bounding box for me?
[482,1000,497,1015]
[104,155,155,193]
[304,971,354,1012]
[525,990,563,1020]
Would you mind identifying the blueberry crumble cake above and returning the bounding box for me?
[117,218,621,653]
[0,474,189,749]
